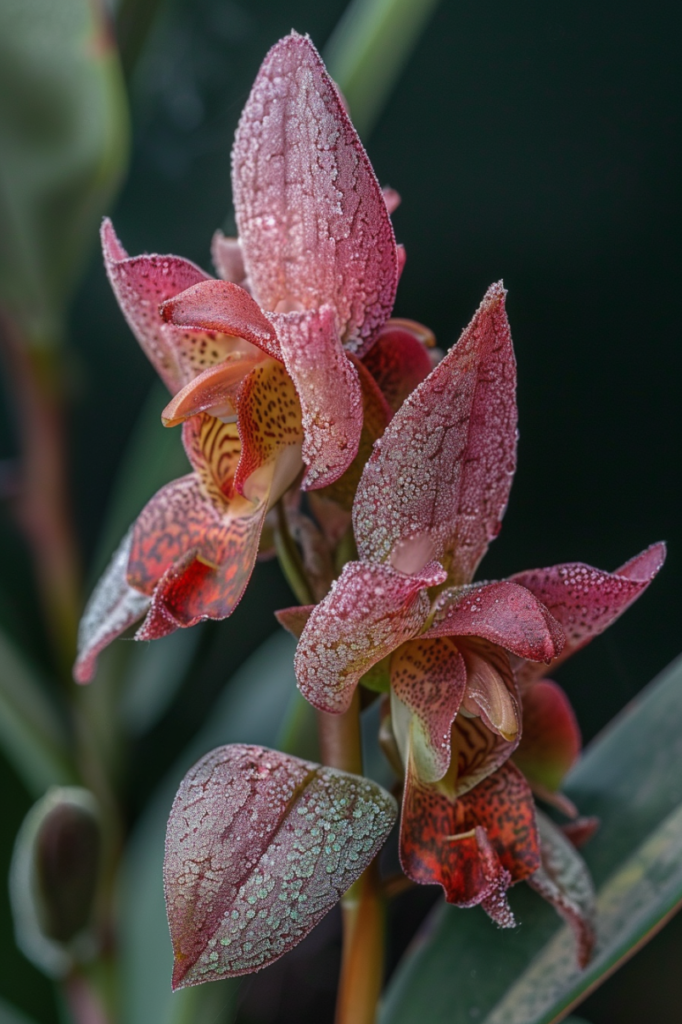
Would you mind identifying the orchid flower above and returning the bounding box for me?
[74,33,439,682]
[285,282,665,937]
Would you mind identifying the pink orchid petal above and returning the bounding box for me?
[511,542,666,684]
[211,231,247,285]
[164,744,396,987]
[295,560,446,714]
[513,679,581,793]
[390,638,467,783]
[73,530,150,683]
[102,220,248,393]
[160,279,282,360]
[400,759,539,922]
[232,33,398,353]
[269,307,363,490]
[528,811,596,968]
[362,320,434,413]
[353,283,517,583]
[161,352,267,427]
[425,581,564,662]
[382,186,401,214]
[275,605,315,639]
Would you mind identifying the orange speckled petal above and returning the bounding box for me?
[362,319,434,413]
[269,307,363,490]
[426,581,564,663]
[513,679,581,793]
[182,415,242,501]
[390,638,467,783]
[353,282,516,583]
[294,559,446,715]
[511,541,666,685]
[101,219,249,393]
[232,33,398,353]
[399,758,539,923]
[234,359,303,504]
[160,279,282,361]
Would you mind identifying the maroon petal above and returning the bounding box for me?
[232,33,398,352]
[426,581,564,662]
[353,283,517,583]
[513,679,581,794]
[294,560,446,714]
[511,542,666,684]
[362,319,435,413]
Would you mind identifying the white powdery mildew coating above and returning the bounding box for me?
[269,306,363,489]
[74,529,150,683]
[528,810,596,966]
[101,220,243,394]
[164,745,396,985]
[232,33,398,354]
[353,282,517,585]
[295,560,445,714]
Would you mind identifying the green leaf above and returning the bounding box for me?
[380,654,682,1024]
[324,0,442,138]
[0,628,75,795]
[0,0,129,348]
[0,997,39,1024]
[118,632,297,1024]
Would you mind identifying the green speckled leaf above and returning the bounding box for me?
[165,743,397,988]
[380,654,682,1024]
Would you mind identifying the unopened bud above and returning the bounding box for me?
[10,788,101,977]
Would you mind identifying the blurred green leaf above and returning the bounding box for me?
[0,997,39,1024]
[91,380,189,584]
[0,0,129,348]
[324,0,442,138]
[118,631,297,1024]
[380,654,682,1024]
[0,629,75,795]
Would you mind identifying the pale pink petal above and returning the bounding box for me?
[269,307,363,490]
[511,542,666,684]
[382,187,401,214]
[101,219,250,392]
[353,283,517,583]
[295,560,446,714]
[160,279,282,360]
[211,231,247,285]
[232,33,398,353]
[426,581,564,662]
[74,529,150,683]
[165,744,396,987]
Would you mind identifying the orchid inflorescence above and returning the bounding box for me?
[75,32,664,995]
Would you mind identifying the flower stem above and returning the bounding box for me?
[317,691,385,1024]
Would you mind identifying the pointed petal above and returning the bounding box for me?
[232,33,398,351]
[362,319,434,413]
[211,231,247,285]
[561,816,600,849]
[313,356,391,511]
[234,359,303,503]
[528,810,596,968]
[269,307,363,490]
[160,279,282,360]
[400,760,539,919]
[382,187,401,214]
[165,744,396,986]
[426,581,564,662]
[275,605,315,639]
[162,353,266,427]
[511,542,666,684]
[101,220,249,393]
[294,560,446,714]
[74,529,150,683]
[513,679,581,793]
[390,638,467,782]
[353,283,517,582]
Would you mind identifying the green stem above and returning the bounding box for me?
[317,691,385,1024]
[274,501,314,606]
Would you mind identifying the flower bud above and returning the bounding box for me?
[10,787,101,977]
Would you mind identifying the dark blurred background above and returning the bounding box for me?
[1,0,680,1021]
